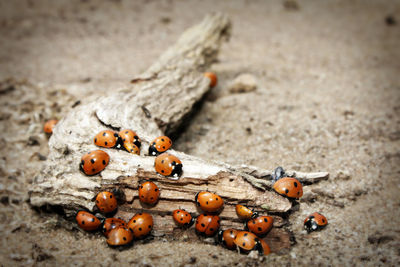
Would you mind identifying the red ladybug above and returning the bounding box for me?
[80,150,110,176]
[233,231,263,254]
[273,177,303,199]
[304,212,328,233]
[258,239,271,255]
[127,212,153,239]
[203,72,218,88]
[149,136,172,156]
[195,191,224,213]
[122,142,140,155]
[95,191,117,214]
[217,229,239,250]
[94,130,119,148]
[43,119,58,134]
[75,211,102,231]
[172,209,194,227]
[246,216,274,236]
[195,214,220,237]
[138,181,160,205]
[119,129,141,148]
[154,153,183,177]
[235,204,258,220]
[102,218,127,237]
[106,227,133,247]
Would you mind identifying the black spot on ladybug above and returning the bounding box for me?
[125,131,129,134]
[123,237,127,241]
[201,223,205,227]
[139,228,142,231]
[177,210,180,213]
[206,201,208,205]
[92,168,96,172]
[105,141,108,146]
[161,138,164,141]
[155,188,158,192]
[148,225,151,229]
[91,159,95,164]
[285,189,289,194]
[92,218,95,222]
[180,218,183,221]
[264,218,268,222]
[252,221,256,224]
[163,146,165,149]
[82,221,85,225]
[114,133,118,137]
[258,227,262,231]
[140,185,143,189]
[244,233,248,236]
[133,220,136,223]
[322,219,325,223]
[161,170,164,173]
[103,132,106,136]
[242,242,246,246]
[95,138,97,143]
[150,197,153,200]
[210,228,214,231]
[185,214,188,216]
[230,230,233,234]
[161,160,164,164]
[102,160,106,165]
[294,182,298,187]
[297,191,300,195]
[110,195,112,198]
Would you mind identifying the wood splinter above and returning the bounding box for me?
[29,13,328,252]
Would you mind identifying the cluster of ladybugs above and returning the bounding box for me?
[79,129,183,178]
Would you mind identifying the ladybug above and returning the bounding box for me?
[80,150,110,176]
[95,191,118,214]
[154,153,183,177]
[75,211,102,231]
[203,72,218,88]
[148,136,172,156]
[127,212,153,239]
[235,204,258,220]
[138,181,160,205]
[233,231,263,254]
[172,209,194,227]
[43,119,58,134]
[195,191,224,213]
[304,212,328,233]
[102,218,127,237]
[258,239,271,255]
[94,130,119,148]
[246,216,274,236]
[217,229,239,250]
[119,129,141,154]
[106,227,133,247]
[195,214,220,237]
[273,177,303,199]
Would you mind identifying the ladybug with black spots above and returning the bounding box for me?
[119,129,141,155]
[80,150,110,176]
[235,204,258,220]
[138,181,160,205]
[43,119,58,134]
[195,214,220,237]
[304,212,328,233]
[172,209,194,228]
[233,231,263,255]
[195,191,224,213]
[75,211,102,231]
[217,228,239,250]
[94,130,120,148]
[106,227,133,247]
[95,191,117,214]
[149,136,172,156]
[154,153,183,177]
[128,212,153,239]
[273,177,303,199]
[102,218,127,237]
[246,215,274,236]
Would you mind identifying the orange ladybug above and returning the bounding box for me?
[273,177,303,199]
[149,136,172,156]
[203,72,218,88]
[94,130,119,148]
[95,191,117,214]
[127,212,153,239]
[195,191,224,213]
[154,153,183,177]
[76,211,102,231]
[235,204,258,220]
[217,229,239,250]
[304,212,328,233]
[102,218,127,237]
[258,239,271,255]
[195,214,220,237]
[246,216,274,236]
[119,129,141,154]
[172,209,194,227]
[43,119,58,134]
[233,231,262,254]
[138,181,160,205]
[80,150,110,176]
[106,227,133,247]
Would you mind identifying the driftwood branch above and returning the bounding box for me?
[29,13,328,252]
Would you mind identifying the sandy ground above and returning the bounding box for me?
[0,0,399,266]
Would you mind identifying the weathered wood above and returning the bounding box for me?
[29,13,328,252]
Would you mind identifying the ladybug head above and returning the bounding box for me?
[171,162,183,177]
[148,144,158,156]
[304,216,317,233]
[216,230,224,244]
[254,238,264,256]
